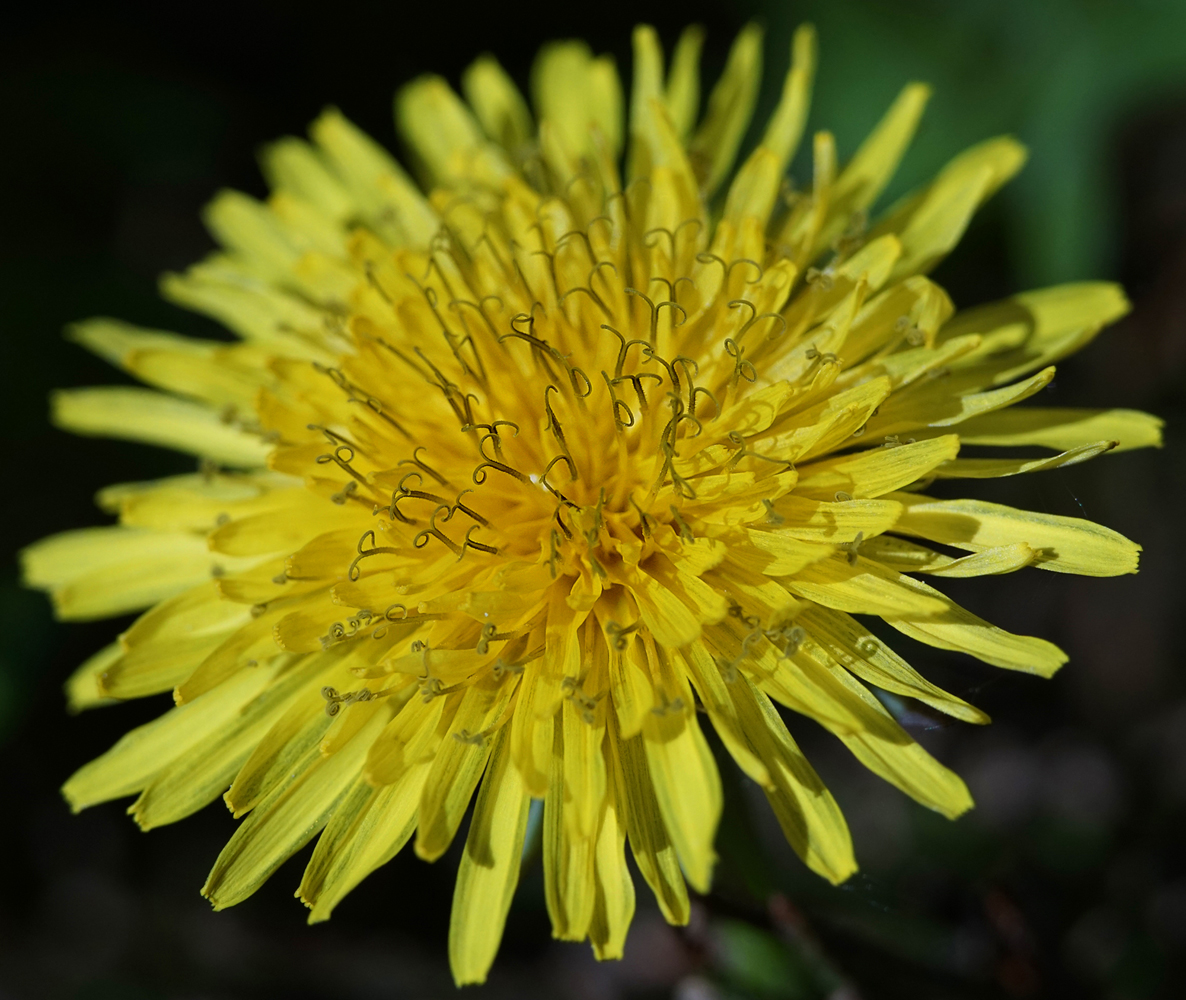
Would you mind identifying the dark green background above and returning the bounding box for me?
[3,1,1185,997]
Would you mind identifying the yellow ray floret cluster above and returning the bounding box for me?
[24,23,1161,985]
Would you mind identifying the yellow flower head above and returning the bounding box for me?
[24,23,1161,985]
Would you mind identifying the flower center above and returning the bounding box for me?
[301,203,804,590]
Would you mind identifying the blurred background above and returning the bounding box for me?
[3,0,1186,996]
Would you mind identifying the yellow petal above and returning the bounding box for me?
[861,535,1037,578]
[510,666,557,796]
[175,601,290,702]
[769,496,903,542]
[941,282,1130,385]
[891,493,1141,576]
[396,76,503,187]
[462,55,534,152]
[588,791,636,960]
[69,317,212,369]
[416,675,518,861]
[364,692,448,787]
[532,41,623,164]
[543,721,597,941]
[784,651,973,818]
[225,685,334,817]
[876,136,1027,280]
[21,526,237,621]
[605,628,654,740]
[735,530,835,577]
[607,714,689,926]
[680,644,770,786]
[795,434,959,500]
[300,764,426,921]
[626,566,704,647]
[121,345,267,409]
[160,262,332,353]
[867,366,1055,439]
[309,107,437,245]
[129,654,337,829]
[796,606,988,724]
[954,407,1163,453]
[764,376,892,462]
[883,576,1067,676]
[733,676,857,883]
[202,705,389,909]
[837,722,973,819]
[62,663,272,812]
[642,663,721,892]
[63,642,121,713]
[760,25,816,169]
[817,82,931,253]
[260,136,353,223]
[786,554,948,616]
[449,729,530,985]
[687,23,763,195]
[562,690,608,839]
[721,25,816,224]
[627,25,666,181]
[51,387,272,467]
[934,440,1117,479]
[99,630,235,700]
[203,189,300,281]
[664,25,704,140]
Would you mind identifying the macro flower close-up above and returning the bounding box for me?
[5,4,1184,997]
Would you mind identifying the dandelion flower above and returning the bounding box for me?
[24,23,1161,984]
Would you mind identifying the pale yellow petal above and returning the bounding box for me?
[309,107,437,245]
[941,282,1131,386]
[160,264,332,353]
[883,575,1067,676]
[795,435,960,501]
[63,642,121,713]
[817,82,931,253]
[131,654,336,829]
[687,23,763,195]
[861,535,1038,578]
[51,387,271,467]
[760,25,816,169]
[799,605,989,723]
[260,136,353,223]
[543,722,597,942]
[876,136,1028,280]
[954,407,1163,453]
[462,55,534,152]
[203,189,300,282]
[21,526,240,621]
[627,25,666,181]
[867,366,1055,439]
[664,25,704,140]
[202,706,389,909]
[934,441,1117,479]
[416,675,516,861]
[396,76,504,187]
[891,493,1141,576]
[61,663,272,812]
[786,554,948,616]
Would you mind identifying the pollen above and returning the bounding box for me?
[22,19,1162,989]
